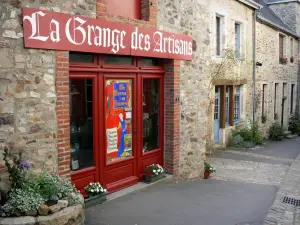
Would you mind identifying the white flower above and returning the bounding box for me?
[104,189,107,192]
[100,187,103,192]
[91,189,94,192]
[153,170,157,173]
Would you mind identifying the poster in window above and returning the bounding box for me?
[105,79,132,163]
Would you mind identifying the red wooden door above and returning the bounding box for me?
[101,74,139,192]
[70,70,164,193]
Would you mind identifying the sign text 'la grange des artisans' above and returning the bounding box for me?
[22,8,193,60]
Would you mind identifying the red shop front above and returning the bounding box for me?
[22,8,192,193]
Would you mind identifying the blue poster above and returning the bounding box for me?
[114,83,128,109]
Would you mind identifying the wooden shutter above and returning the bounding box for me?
[216,17,221,55]
[279,35,284,58]
[235,23,241,59]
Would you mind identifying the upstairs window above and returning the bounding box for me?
[107,0,141,19]
[216,16,223,56]
[235,23,241,59]
[279,35,284,59]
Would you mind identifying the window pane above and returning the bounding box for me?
[70,52,94,63]
[69,79,94,171]
[216,17,221,55]
[104,55,133,65]
[141,57,163,67]
[143,79,160,153]
[105,79,133,163]
[235,23,241,59]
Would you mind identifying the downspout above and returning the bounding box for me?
[296,37,300,117]
[252,9,257,123]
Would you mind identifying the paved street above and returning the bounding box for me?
[85,138,300,225]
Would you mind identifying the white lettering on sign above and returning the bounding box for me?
[66,17,87,45]
[23,11,49,41]
[22,9,193,59]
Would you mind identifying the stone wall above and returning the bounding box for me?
[0,0,96,181]
[256,21,299,132]
[157,0,255,180]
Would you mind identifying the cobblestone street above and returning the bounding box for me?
[85,139,300,225]
[207,138,300,225]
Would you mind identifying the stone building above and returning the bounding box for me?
[0,0,193,192]
[2,0,299,196]
[256,0,299,134]
[158,0,261,155]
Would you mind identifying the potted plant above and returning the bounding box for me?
[143,164,165,183]
[204,162,216,179]
[83,182,107,208]
[279,57,288,64]
[290,56,295,63]
[296,126,300,137]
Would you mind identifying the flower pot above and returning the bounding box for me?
[143,173,166,183]
[84,193,107,208]
[204,171,211,179]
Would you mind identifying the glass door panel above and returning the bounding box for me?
[69,78,94,171]
[142,78,160,153]
[105,79,133,163]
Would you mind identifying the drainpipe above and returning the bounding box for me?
[252,9,257,123]
[296,37,300,117]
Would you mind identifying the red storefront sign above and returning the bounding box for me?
[22,8,193,60]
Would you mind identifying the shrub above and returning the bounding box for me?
[3,147,30,189]
[288,114,300,134]
[30,172,58,201]
[268,122,284,141]
[2,188,44,216]
[261,113,267,124]
[29,173,77,200]
[232,120,264,146]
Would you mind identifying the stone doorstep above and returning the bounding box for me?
[106,174,172,202]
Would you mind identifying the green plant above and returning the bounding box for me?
[2,188,44,216]
[268,122,284,141]
[30,172,57,201]
[3,147,30,189]
[204,162,216,173]
[144,164,164,177]
[261,113,267,124]
[84,182,107,196]
[288,114,300,134]
[232,120,264,146]
[56,177,77,199]
[26,173,76,201]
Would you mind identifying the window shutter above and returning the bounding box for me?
[279,35,284,58]
[216,17,221,55]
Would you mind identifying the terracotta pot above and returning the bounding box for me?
[204,171,210,179]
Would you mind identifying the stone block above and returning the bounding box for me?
[283,210,294,225]
[41,55,53,63]
[0,216,36,225]
[39,204,50,216]
[49,204,61,214]
[25,210,37,216]
[43,74,54,85]
[57,200,68,209]
[2,19,19,30]
[3,30,20,39]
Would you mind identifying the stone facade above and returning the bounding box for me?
[267,0,300,118]
[0,0,96,183]
[157,0,257,180]
[256,21,299,133]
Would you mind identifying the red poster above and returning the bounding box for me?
[105,79,132,163]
